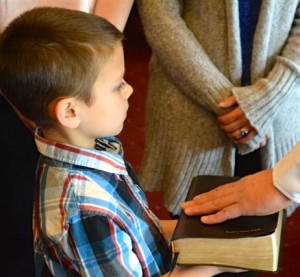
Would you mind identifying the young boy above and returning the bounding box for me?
[0,7,239,276]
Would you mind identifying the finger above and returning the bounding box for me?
[219,118,249,133]
[260,131,272,147]
[233,129,258,143]
[218,96,237,108]
[233,127,252,140]
[200,205,243,224]
[183,191,240,216]
[228,127,254,141]
[265,131,271,140]
[218,107,244,124]
[259,133,272,148]
[219,115,255,140]
[183,203,218,216]
[259,138,267,148]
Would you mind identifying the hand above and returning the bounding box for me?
[218,96,256,144]
[165,265,245,277]
[255,130,271,149]
[181,169,291,224]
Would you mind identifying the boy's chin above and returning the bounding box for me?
[113,124,125,136]
[115,127,124,136]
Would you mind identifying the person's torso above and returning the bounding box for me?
[33,134,171,276]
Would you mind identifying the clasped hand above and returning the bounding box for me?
[218,95,269,148]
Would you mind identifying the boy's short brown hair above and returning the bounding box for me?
[0,7,123,127]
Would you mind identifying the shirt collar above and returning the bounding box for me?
[34,129,127,175]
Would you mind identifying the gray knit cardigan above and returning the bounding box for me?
[137,0,300,214]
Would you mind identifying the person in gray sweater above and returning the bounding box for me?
[137,0,300,215]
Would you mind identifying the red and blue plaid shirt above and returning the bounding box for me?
[33,130,171,276]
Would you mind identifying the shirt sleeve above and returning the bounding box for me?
[69,214,142,276]
[273,141,300,203]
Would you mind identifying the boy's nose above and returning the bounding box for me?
[126,83,134,98]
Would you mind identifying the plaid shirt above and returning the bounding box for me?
[33,131,171,276]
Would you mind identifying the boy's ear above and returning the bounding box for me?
[51,97,81,128]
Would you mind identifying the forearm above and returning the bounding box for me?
[137,0,233,113]
[233,2,300,154]
[273,140,300,202]
[233,61,300,154]
[93,0,134,31]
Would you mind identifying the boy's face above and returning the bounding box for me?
[78,42,133,140]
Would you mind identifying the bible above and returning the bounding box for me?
[171,175,285,272]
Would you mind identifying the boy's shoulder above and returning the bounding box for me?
[38,164,120,215]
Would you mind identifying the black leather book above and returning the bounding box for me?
[171,175,285,272]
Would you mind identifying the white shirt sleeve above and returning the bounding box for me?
[273,141,300,203]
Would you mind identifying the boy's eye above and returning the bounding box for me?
[117,80,126,91]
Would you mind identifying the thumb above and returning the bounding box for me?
[219,96,237,108]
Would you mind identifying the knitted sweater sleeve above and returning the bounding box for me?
[136,0,233,114]
[234,3,300,154]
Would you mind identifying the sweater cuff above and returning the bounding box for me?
[232,59,300,154]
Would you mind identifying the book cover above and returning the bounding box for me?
[171,175,285,272]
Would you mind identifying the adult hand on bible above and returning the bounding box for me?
[181,169,291,224]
